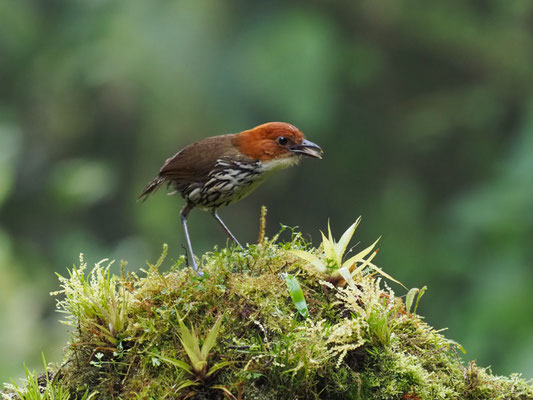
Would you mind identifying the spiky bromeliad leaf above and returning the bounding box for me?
[365,260,406,289]
[176,314,224,376]
[289,218,405,288]
[177,318,204,373]
[283,273,309,319]
[335,216,361,260]
[342,237,381,271]
[150,352,194,375]
[320,232,336,267]
[200,314,224,360]
[288,249,327,273]
[205,360,233,378]
[338,246,379,286]
[291,218,374,277]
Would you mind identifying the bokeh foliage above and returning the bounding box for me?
[0,0,532,384]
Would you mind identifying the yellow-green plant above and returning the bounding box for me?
[177,313,227,379]
[8,355,97,400]
[152,313,229,392]
[53,255,130,345]
[289,217,403,287]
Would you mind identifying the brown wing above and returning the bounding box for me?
[159,134,249,183]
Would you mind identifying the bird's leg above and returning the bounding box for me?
[211,209,243,248]
[180,203,202,276]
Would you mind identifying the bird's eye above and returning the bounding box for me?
[277,136,289,146]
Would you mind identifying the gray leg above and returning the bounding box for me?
[180,204,202,275]
[212,209,243,248]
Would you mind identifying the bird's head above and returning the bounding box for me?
[234,122,323,165]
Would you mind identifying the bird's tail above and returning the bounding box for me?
[138,177,164,202]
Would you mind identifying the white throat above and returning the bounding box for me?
[260,156,300,172]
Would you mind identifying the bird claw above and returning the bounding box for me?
[189,257,203,277]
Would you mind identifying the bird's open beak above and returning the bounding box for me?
[290,139,323,159]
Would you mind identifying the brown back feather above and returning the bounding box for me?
[158,134,249,183]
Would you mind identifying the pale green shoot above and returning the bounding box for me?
[173,314,230,380]
[289,217,387,283]
[9,354,96,400]
[149,314,229,392]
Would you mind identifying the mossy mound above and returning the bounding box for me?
[2,228,533,399]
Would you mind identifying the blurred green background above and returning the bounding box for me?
[1,0,533,384]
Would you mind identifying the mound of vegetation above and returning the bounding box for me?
[3,217,532,399]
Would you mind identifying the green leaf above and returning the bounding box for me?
[205,361,232,377]
[405,288,420,314]
[367,261,407,289]
[335,217,361,260]
[413,285,427,314]
[351,246,379,277]
[283,274,309,319]
[288,249,326,272]
[177,317,203,370]
[212,385,237,399]
[327,219,334,243]
[150,353,193,375]
[200,314,223,359]
[176,379,200,392]
[320,230,337,265]
[342,237,381,270]
[338,267,354,285]
[450,339,467,354]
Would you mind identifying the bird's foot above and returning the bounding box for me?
[190,258,203,277]
[183,244,203,277]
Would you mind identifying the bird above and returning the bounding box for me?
[139,122,323,274]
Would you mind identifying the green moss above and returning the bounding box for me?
[2,227,532,400]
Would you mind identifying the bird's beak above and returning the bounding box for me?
[290,139,323,159]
